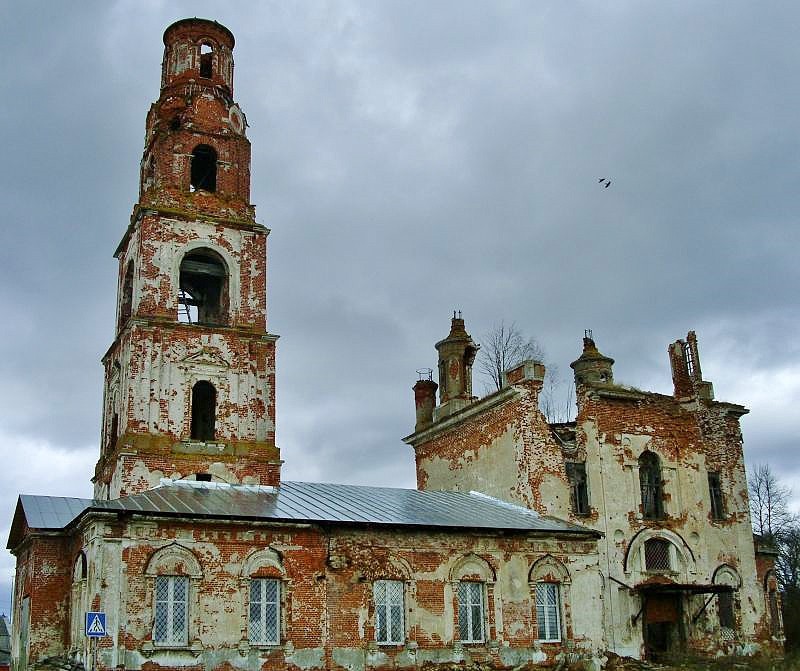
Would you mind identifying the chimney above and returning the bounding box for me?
[413,373,438,432]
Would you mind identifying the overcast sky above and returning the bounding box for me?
[1,0,799,616]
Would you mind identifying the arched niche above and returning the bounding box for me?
[241,547,285,579]
[144,543,203,578]
[529,554,571,585]
[449,553,496,584]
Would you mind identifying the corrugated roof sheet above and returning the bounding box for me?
[14,481,595,537]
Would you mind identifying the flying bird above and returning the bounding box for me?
[598,177,611,188]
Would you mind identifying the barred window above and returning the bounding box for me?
[535,582,561,642]
[708,471,725,520]
[249,578,280,645]
[457,582,485,643]
[644,538,671,572]
[154,576,189,646]
[374,579,404,644]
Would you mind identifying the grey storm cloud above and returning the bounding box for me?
[1,0,799,613]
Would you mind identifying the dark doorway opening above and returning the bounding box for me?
[644,594,683,662]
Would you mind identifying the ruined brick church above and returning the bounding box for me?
[7,18,783,671]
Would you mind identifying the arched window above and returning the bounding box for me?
[199,43,213,78]
[144,544,203,649]
[190,144,217,192]
[644,538,671,572]
[639,451,664,519]
[178,249,228,325]
[529,555,571,644]
[190,380,216,441]
[120,261,134,325]
[242,548,286,647]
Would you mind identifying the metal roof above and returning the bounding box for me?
[11,481,596,543]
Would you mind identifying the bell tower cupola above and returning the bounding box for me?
[139,18,252,219]
[95,19,280,500]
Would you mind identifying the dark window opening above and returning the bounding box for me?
[190,380,216,441]
[708,471,725,520]
[170,116,181,131]
[178,249,228,325]
[718,591,735,629]
[107,413,119,452]
[639,451,664,519]
[195,473,212,482]
[768,590,780,635]
[566,462,589,515]
[76,553,87,580]
[199,43,213,78]
[120,261,134,325]
[190,144,217,192]
[644,538,671,572]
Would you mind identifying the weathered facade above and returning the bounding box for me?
[405,322,784,659]
[6,17,781,671]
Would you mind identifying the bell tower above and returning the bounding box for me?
[94,19,280,499]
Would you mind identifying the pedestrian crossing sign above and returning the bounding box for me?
[85,612,106,637]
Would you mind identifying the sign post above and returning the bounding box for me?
[85,612,106,671]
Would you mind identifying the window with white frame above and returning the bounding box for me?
[154,575,189,646]
[535,582,562,642]
[374,579,404,644]
[457,581,485,643]
[249,578,280,645]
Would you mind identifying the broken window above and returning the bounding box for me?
[190,380,216,441]
[718,591,735,629]
[120,261,134,325]
[565,462,589,515]
[639,451,664,519]
[195,473,212,482]
[154,575,189,646]
[708,471,725,520]
[199,43,213,78]
[457,582,485,643]
[249,578,280,645]
[190,144,217,192]
[178,249,228,325]
[535,582,561,642]
[374,579,404,644]
[644,538,671,572]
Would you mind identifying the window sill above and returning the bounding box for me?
[142,640,203,657]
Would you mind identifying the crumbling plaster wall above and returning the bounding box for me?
[414,379,572,518]
[23,517,602,671]
[576,390,764,656]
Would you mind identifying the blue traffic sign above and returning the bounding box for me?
[85,612,106,637]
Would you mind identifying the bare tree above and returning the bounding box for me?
[477,321,544,392]
[539,362,575,424]
[749,463,796,542]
